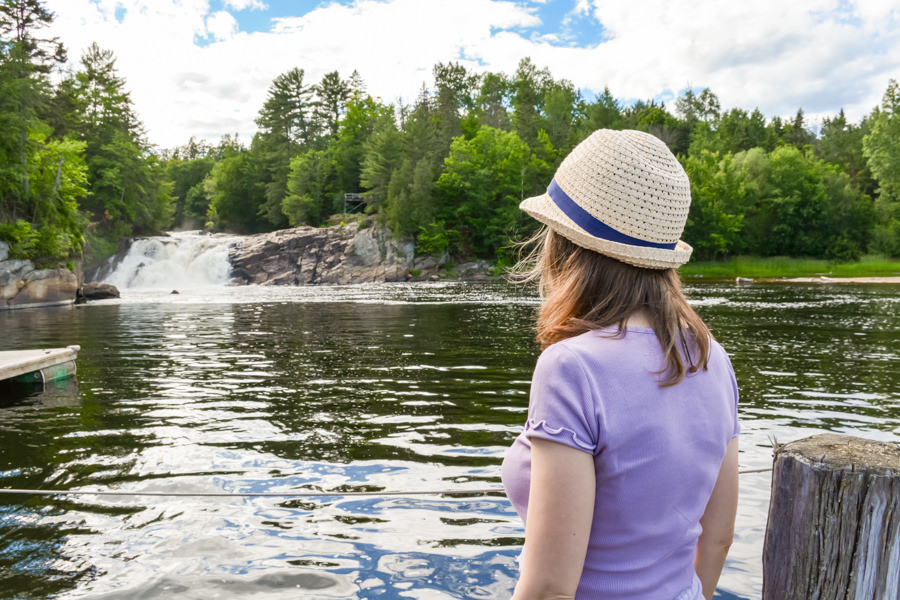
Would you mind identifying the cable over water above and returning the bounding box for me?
[0,468,771,500]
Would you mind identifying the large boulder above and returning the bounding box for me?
[0,259,78,309]
[79,281,121,300]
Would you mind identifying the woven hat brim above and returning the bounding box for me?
[521,193,693,269]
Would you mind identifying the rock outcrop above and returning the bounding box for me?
[229,222,496,285]
[229,222,418,285]
[0,247,79,310]
[78,281,121,301]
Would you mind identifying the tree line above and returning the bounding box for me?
[2,0,899,269]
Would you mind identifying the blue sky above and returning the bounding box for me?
[212,0,604,47]
[47,0,900,149]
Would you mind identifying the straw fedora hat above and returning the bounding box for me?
[520,129,693,269]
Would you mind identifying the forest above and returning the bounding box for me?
[2,0,900,271]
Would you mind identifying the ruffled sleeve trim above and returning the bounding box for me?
[525,418,597,453]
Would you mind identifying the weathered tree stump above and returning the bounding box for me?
[762,433,900,600]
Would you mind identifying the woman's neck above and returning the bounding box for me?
[625,310,652,328]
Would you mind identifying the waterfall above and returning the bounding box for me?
[103,231,241,290]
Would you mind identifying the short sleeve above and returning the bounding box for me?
[722,348,741,438]
[525,342,599,454]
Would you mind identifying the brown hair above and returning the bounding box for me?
[515,227,711,386]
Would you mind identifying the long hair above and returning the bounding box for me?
[514,227,711,387]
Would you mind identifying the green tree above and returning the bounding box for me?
[818,109,872,194]
[165,156,214,227]
[0,0,66,224]
[360,109,403,211]
[255,67,319,227]
[257,67,318,150]
[315,70,349,138]
[819,164,873,261]
[0,126,87,262]
[250,134,290,228]
[347,69,366,100]
[0,1,93,265]
[432,61,478,146]
[510,57,550,148]
[25,128,86,234]
[784,108,814,150]
[690,107,769,155]
[66,43,172,253]
[331,96,390,202]
[473,71,511,131]
[208,133,245,161]
[205,150,268,232]
[386,157,436,236]
[382,91,445,232]
[282,148,337,227]
[684,144,870,260]
[580,86,623,134]
[862,79,900,255]
[681,150,745,259]
[623,100,679,149]
[744,146,832,257]
[673,87,720,155]
[675,87,720,123]
[436,126,545,256]
[542,78,579,156]
[170,136,212,161]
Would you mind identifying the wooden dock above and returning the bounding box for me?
[0,346,80,384]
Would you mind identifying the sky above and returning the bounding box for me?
[44,0,900,150]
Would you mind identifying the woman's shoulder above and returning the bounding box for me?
[539,327,648,367]
[706,337,737,373]
[544,327,734,368]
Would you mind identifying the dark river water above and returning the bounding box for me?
[1,281,899,600]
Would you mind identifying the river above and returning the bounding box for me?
[1,235,899,599]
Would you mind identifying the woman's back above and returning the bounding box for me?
[505,128,739,600]
[502,328,739,599]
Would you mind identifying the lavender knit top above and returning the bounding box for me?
[502,327,740,600]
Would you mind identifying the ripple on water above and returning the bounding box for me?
[1,282,899,600]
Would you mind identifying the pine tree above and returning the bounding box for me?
[863,79,900,255]
[474,72,511,131]
[254,67,321,227]
[315,70,349,138]
[0,0,66,221]
[257,67,318,150]
[510,58,550,148]
[67,43,172,250]
[432,61,478,146]
[360,110,402,211]
[347,69,366,100]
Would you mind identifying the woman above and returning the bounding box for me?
[501,129,739,600]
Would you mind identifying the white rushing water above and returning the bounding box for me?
[103,231,240,290]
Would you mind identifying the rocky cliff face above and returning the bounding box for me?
[0,242,80,310]
[228,222,417,285]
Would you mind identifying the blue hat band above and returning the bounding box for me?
[546,179,678,251]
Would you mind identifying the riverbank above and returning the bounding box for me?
[679,255,900,281]
[764,276,900,284]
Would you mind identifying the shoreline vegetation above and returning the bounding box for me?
[678,255,900,282]
[2,1,900,289]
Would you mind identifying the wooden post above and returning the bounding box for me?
[762,433,900,600]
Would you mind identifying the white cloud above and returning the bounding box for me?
[223,0,267,10]
[43,0,900,148]
[578,0,900,122]
[205,10,238,41]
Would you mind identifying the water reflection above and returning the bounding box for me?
[1,282,899,599]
